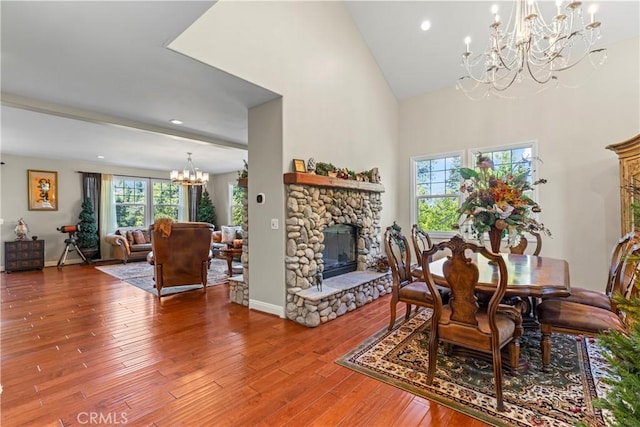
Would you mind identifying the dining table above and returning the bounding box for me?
[423,252,571,372]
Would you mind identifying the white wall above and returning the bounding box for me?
[0,154,166,267]
[171,0,399,315]
[211,171,240,227]
[398,37,640,290]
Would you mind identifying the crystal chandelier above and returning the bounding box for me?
[170,152,209,186]
[457,0,606,96]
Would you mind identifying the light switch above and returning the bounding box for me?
[271,218,279,229]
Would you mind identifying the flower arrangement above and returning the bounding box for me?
[457,155,551,247]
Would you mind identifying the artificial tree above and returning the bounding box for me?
[76,197,99,258]
[197,189,217,229]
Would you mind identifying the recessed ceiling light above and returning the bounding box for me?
[170,119,183,125]
[97,155,105,159]
[420,20,431,31]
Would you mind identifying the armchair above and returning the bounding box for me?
[147,222,214,298]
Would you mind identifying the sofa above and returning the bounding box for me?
[104,228,153,263]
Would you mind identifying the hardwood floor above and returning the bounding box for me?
[1,264,489,427]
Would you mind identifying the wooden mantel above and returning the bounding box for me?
[283,172,385,193]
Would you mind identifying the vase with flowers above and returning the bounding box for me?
[457,154,551,253]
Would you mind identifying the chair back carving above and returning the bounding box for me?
[606,231,640,296]
[424,235,507,330]
[509,231,542,256]
[411,224,432,263]
[615,243,640,304]
[149,222,213,298]
[384,226,412,287]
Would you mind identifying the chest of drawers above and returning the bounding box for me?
[4,240,45,273]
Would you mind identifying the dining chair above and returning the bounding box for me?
[536,242,639,372]
[545,230,639,311]
[383,226,449,331]
[410,224,432,281]
[420,235,523,412]
[509,231,542,256]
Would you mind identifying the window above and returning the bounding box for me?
[229,183,244,226]
[113,176,183,228]
[412,153,462,236]
[411,141,536,236]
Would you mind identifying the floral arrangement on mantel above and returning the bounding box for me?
[309,159,381,183]
[456,154,551,250]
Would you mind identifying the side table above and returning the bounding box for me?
[219,247,242,277]
[5,240,45,273]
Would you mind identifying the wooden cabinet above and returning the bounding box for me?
[607,134,640,234]
[4,240,45,273]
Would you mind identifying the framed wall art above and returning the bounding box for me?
[28,169,58,211]
[293,159,307,173]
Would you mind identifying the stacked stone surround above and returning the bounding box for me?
[285,183,390,327]
[229,186,249,306]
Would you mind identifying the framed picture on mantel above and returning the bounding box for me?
[293,159,307,173]
[28,169,58,211]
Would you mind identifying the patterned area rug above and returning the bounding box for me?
[95,258,234,296]
[337,309,613,427]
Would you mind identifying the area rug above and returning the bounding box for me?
[95,258,235,296]
[337,309,613,427]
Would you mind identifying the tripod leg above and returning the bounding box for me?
[57,244,71,268]
[74,243,89,264]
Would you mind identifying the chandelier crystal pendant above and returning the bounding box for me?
[170,152,209,186]
[457,0,606,97]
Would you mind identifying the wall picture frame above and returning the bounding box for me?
[28,169,58,211]
[293,159,307,173]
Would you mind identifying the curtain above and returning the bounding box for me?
[100,174,117,260]
[82,172,102,259]
[188,185,203,221]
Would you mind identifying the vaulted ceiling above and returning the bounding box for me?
[2,1,638,174]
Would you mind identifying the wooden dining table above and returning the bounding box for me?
[423,252,571,372]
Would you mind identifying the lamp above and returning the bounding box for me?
[458,0,606,97]
[170,152,209,186]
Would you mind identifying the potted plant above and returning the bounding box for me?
[76,197,99,260]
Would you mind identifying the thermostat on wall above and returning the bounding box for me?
[257,193,265,204]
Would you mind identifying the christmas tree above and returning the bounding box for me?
[197,189,217,229]
[77,197,98,249]
[594,275,640,425]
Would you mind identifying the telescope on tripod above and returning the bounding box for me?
[56,224,88,268]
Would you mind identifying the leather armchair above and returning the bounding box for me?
[147,222,214,298]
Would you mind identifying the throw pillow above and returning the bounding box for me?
[125,230,134,245]
[132,230,146,244]
[233,239,243,249]
[221,226,237,244]
[141,230,151,243]
[212,231,222,243]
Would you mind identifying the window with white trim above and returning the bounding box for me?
[412,153,462,236]
[411,141,537,236]
[113,177,184,228]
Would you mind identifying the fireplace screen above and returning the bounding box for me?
[322,224,357,279]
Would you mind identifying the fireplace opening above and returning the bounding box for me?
[322,224,357,279]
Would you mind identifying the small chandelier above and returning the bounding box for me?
[170,152,209,186]
[457,0,606,96]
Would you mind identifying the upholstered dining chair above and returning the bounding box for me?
[147,221,214,298]
[544,230,639,311]
[383,226,449,331]
[420,235,523,412]
[536,242,639,372]
[509,231,542,256]
[410,224,432,281]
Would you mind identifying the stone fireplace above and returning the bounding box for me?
[284,173,392,327]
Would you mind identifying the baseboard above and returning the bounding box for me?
[249,299,285,318]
